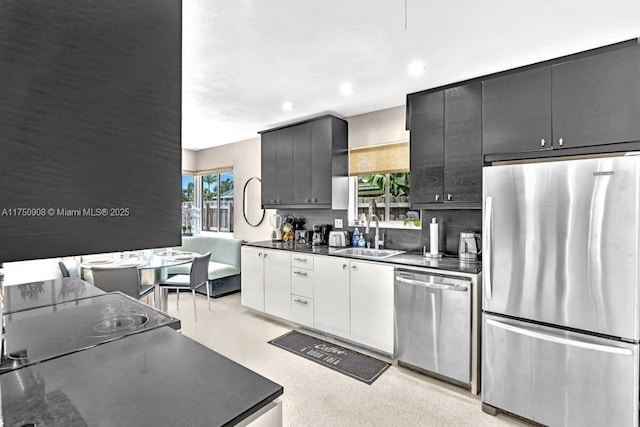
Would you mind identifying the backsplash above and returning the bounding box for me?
[277,209,482,255]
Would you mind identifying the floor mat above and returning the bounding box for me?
[268,330,390,384]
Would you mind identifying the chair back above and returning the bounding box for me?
[91,266,141,299]
[189,252,211,290]
[58,261,71,278]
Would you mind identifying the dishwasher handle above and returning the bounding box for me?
[395,276,468,292]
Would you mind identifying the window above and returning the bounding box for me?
[181,174,197,235]
[348,142,420,229]
[201,171,234,232]
[351,173,421,228]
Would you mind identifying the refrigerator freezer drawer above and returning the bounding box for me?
[482,313,639,426]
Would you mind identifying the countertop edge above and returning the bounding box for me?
[225,388,284,427]
[242,241,482,275]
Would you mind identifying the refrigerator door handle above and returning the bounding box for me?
[484,196,493,300]
[486,319,633,355]
[395,276,468,292]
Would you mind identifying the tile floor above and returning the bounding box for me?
[164,293,528,427]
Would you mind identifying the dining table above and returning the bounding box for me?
[80,249,199,311]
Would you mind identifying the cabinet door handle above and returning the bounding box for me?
[351,265,357,270]
[294,298,309,305]
[312,198,317,203]
[342,264,348,269]
[447,194,452,201]
[270,199,275,204]
[263,253,268,258]
[306,198,311,203]
[558,138,564,146]
[293,257,307,262]
[293,271,308,277]
[435,194,440,201]
[541,138,546,147]
[258,252,262,257]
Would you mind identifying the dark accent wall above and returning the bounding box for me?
[0,0,182,262]
[278,209,481,255]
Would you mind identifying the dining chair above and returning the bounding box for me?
[91,266,155,302]
[58,261,71,278]
[158,252,211,320]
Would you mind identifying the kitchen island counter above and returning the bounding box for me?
[3,277,105,314]
[1,326,283,426]
[243,240,481,274]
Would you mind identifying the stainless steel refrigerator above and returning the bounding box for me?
[482,155,640,426]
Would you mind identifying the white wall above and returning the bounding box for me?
[347,105,408,149]
[196,137,275,242]
[194,107,409,241]
[182,148,198,171]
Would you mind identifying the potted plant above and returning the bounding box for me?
[403,210,421,227]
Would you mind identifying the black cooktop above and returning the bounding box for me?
[1,292,180,373]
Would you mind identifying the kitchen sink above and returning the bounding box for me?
[330,248,405,259]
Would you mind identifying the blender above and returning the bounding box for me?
[270,214,283,242]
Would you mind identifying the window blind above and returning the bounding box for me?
[349,142,409,176]
[188,167,233,176]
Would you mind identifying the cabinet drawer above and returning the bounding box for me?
[291,268,314,298]
[291,254,313,269]
[291,295,314,328]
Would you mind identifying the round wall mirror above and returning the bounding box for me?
[243,177,265,227]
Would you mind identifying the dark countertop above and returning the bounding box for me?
[1,327,283,427]
[243,240,482,275]
[4,277,105,314]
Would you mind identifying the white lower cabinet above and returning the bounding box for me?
[313,255,394,354]
[241,246,265,311]
[349,260,395,354]
[263,250,292,320]
[290,295,314,327]
[313,256,351,340]
[291,267,314,298]
[242,246,395,354]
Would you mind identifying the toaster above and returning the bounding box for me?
[328,231,350,247]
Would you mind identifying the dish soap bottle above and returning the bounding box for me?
[358,233,366,248]
[352,228,360,247]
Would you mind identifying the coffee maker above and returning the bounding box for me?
[312,224,332,245]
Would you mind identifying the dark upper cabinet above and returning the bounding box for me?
[409,91,444,204]
[310,117,335,205]
[483,43,640,159]
[260,115,347,208]
[483,67,552,155]
[444,83,482,204]
[275,127,294,205]
[261,131,278,205]
[552,45,640,148]
[292,122,312,204]
[409,82,482,208]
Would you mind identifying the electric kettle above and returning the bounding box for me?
[458,231,481,262]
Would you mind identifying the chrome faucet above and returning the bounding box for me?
[365,214,384,250]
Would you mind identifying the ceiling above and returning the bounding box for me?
[182,0,640,151]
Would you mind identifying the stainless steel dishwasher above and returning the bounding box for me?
[395,268,472,387]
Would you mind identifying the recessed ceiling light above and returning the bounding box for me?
[282,102,295,111]
[339,82,353,96]
[408,61,425,77]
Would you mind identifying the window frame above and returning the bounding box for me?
[200,171,234,233]
[347,175,422,230]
